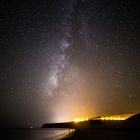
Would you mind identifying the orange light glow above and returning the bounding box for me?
[100,114,134,121]
[74,117,89,123]
[101,117,125,120]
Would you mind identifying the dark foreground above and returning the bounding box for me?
[1,128,73,140]
[63,128,140,140]
[1,128,140,140]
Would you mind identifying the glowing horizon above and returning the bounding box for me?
[97,113,134,121]
[73,117,89,123]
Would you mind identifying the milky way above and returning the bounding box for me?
[48,3,73,97]
[48,0,91,98]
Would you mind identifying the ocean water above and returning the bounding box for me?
[2,128,74,140]
[3,128,140,140]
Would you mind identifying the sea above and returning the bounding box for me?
[2,128,74,140]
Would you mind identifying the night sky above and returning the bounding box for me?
[0,0,140,128]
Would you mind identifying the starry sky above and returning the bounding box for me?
[0,0,140,128]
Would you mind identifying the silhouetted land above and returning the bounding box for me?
[42,113,140,139]
[42,113,140,129]
[62,128,140,140]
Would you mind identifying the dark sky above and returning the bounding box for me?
[0,0,140,128]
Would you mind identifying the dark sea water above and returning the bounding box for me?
[2,128,74,140]
[2,128,140,140]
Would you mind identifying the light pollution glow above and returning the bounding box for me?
[73,113,134,123]
[96,114,134,121]
[74,117,89,123]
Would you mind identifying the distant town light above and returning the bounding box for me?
[101,116,128,121]
[74,117,89,123]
